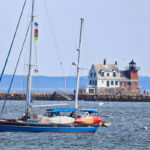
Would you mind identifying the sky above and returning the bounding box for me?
[0,0,150,77]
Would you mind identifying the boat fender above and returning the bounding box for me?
[85,112,89,117]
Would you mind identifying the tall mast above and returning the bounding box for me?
[75,18,84,109]
[26,0,36,117]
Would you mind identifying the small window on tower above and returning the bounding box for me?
[130,64,132,68]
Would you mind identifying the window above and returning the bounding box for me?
[90,73,92,77]
[89,80,92,85]
[95,80,97,86]
[113,72,116,77]
[93,80,94,85]
[107,81,109,87]
[115,81,118,85]
[122,82,125,86]
[111,81,114,85]
[89,89,94,94]
[107,73,109,76]
[128,82,131,86]
[94,73,96,77]
[101,72,104,77]
[129,64,132,68]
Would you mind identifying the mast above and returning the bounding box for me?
[26,0,36,117]
[75,18,84,109]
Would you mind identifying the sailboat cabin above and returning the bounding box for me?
[86,59,140,94]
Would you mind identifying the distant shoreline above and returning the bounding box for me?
[0,75,150,94]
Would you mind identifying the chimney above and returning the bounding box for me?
[104,59,106,65]
[115,61,117,65]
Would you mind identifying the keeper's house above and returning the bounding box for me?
[86,59,140,95]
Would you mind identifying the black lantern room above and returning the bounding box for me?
[129,59,136,70]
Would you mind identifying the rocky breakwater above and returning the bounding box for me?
[78,94,150,102]
[0,92,150,101]
[0,93,52,100]
[0,92,73,101]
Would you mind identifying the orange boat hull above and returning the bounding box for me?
[75,116,102,125]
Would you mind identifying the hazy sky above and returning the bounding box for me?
[0,0,150,77]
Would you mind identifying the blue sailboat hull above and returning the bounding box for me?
[0,121,98,133]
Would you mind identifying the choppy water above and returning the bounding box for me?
[0,100,150,150]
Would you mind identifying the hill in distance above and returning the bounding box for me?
[0,75,149,93]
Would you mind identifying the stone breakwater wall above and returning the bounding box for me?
[96,88,141,96]
[0,93,52,100]
[0,92,150,101]
[78,94,150,101]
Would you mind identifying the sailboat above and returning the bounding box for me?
[0,0,101,132]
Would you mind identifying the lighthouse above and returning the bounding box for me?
[87,59,140,95]
[127,59,139,89]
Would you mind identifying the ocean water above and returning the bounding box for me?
[0,101,150,150]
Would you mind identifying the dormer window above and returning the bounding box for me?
[101,71,104,77]
[113,71,116,77]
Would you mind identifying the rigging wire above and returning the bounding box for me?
[42,0,67,93]
[68,21,82,93]
[21,0,33,97]
[42,0,63,69]
[0,21,32,116]
[23,63,26,93]
[0,0,27,82]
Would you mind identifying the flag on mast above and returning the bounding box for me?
[34,22,38,41]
